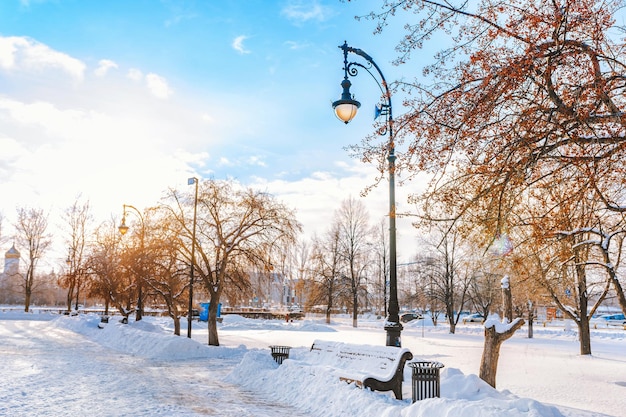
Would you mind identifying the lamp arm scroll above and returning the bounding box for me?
[341,42,394,140]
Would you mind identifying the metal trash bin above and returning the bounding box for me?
[409,361,445,402]
[269,345,291,364]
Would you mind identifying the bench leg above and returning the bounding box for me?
[393,382,402,400]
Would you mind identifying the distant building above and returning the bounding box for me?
[1,244,21,304]
[246,271,300,309]
[3,244,20,277]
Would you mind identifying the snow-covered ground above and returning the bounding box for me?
[0,309,624,417]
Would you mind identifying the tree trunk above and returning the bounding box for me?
[501,276,512,323]
[66,282,75,312]
[447,305,456,334]
[576,267,592,355]
[24,292,31,313]
[24,270,33,313]
[326,292,333,324]
[172,316,180,336]
[479,319,525,388]
[479,275,524,388]
[75,282,81,311]
[577,316,592,355]
[135,282,143,321]
[208,293,220,346]
[610,277,626,317]
[527,305,534,339]
[352,293,358,328]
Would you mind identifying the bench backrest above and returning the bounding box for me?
[309,340,412,381]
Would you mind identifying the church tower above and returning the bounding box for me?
[4,244,20,277]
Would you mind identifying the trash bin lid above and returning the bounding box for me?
[408,361,445,369]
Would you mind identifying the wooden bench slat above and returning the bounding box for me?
[308,340,413,400]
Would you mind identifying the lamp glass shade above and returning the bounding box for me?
[118,223,129,235]
[334,102,359,124]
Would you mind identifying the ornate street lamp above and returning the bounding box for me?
[332,41,402,347]
[187,177,199,338]
[119,204,145,321]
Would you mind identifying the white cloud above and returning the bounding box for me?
[284,40,309,50]
[0,97,96,140]
[281,1,332,24]
[145,73,173,99]
[201,113,215,123]
[249,163,423,259]
[232,35,250,54]
[94,59,118,77]
[127,68,143,81]
[218,156,232,166]
[0,36,85,80]
[0,93,199,250]
[247,155,267,167]
[126,68,173,99]
[174,149,210,167]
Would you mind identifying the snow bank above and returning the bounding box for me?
[220,314,337,332]
[53,313,246,360]
[40,312,618,417]
[226,346,565,417]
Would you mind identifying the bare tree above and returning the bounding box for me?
[423,222,472,333]
[60,196,92,312]
[144,213,189,335]
[336,197,373,328]
[467,269,500,321]
[372,219,389,316]
[309,224,345,324]
[161,179,301,346]
[118,206,153,321]
[14,207,51,312]
[290,239,311,310]
[86,219,130,320]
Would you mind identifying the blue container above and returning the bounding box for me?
[199,302,221,321]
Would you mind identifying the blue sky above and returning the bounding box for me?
[0,0,427,265]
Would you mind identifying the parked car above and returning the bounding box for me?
[400,312,422,323]
[462,313,485,324]
[597,313,625,326]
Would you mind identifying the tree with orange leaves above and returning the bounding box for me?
[356,0,626,225]
[351,1,626,382]
[355,0,626,317]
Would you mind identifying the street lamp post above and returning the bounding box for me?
[65,251,73,312]
[119,204,146,321]
[332,41,402,347]
[187,177,199,338]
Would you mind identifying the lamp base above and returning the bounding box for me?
[385,321,403,347]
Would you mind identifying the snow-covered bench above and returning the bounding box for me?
[308,340,413,400]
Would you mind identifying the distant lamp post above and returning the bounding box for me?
[65,249,81,311]
[332,41,402,347]
[119,204,146,321]
[65,252,72,312]
[187,177,199,338]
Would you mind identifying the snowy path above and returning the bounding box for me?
[0,319,310,416]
